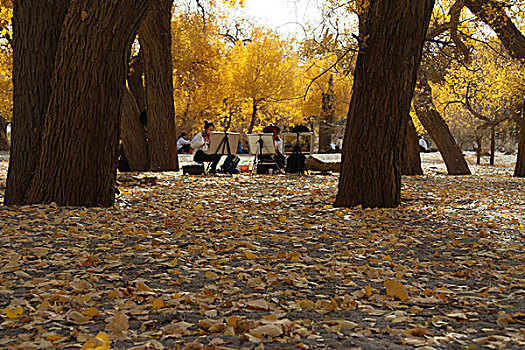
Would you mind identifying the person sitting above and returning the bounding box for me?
[336,136,343,153]
[177,132,192,154]
[258,126,285,171]
[191,121,221,173]
[419,136,429,153]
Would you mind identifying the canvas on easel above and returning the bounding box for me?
[247,134,276,155]
[207,132,240,155]
[283,132,314,155]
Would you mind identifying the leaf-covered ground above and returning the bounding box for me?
[0,153,524,350]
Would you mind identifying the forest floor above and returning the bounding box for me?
[0,153,524,350]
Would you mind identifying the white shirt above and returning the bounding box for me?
[275,139,284,154]
[419,138,428,150]
[177,137,191,149]
[191,132,208,153]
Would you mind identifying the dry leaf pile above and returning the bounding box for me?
[0,158,524,349]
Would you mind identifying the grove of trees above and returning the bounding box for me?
[0,0,523,208]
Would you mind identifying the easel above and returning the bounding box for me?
[206,102,234,175]
[248,133,278,174]
[292,132,306,174]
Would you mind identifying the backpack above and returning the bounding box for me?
[221,155,240,174]
[285,153,306,174]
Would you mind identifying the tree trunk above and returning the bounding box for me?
[27,0,150,207]
[4,0,70,205]
[335,0,435,208]
[401,118,423,175]
[465,0,525,60]
[414,79,471,175]
[121,88,149,171]
[128,50,146,113]
[248,101,258,134]
[318,74,335,153]
[476,135,482,165]
[515,112,525,177]
[490,125,496,166]
[139,0,179,172]
[0,116,9,151]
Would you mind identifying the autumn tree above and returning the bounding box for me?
[4,0,70,205]
[335,0,435,208]
[229,28,301,134]
[139,0,179,172]
[26,0,150,207]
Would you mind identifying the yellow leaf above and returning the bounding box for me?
[247,299,269,310]
[81,11,88,21]
[137,282,152,292]
[365,285,373,297]
[37,299,50,313]
[205,271,219,279]
[384,279,409,301]
[152,298,164,310]
[81,332,111,350]
[279,216,288,223]
[82,307,99,317]
[105,311,129,333]
[5,305,23,319]
[46,335,62,341]
[245,251,256,260]
[195,204,203,210]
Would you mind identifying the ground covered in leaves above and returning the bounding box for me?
[0,154,524,349]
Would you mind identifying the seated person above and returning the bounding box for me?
[191,121,221,173]
[261,125,286,170]
[336,136,343,153]
[177,132,191,154]
[419,136,428,153]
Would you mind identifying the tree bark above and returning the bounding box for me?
[0,116,9,151]
[414,79,471,175]
[121,88,149,171]
[318,74,335,153]
[401,118,424,175]
[139,0,179,172]
[465,0,525,60]
[490,124,495,166]
[248,101,258,134]
[4,0,70,205]
[335,0,435,208]
[515,106,525,177]
[27,0,150,207]
[128,50,146,113]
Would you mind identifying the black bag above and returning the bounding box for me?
[221,155,240,174]
[183,164,205,175]
[285,153,306,174]
[257,163,278,175]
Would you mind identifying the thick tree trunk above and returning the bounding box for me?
[128,50,146,113]
[248,101,258,134]
[335,0,435,208]
[465,0,525,60]
[4,0,70,205]
[318,75,335,153]
[401,118,423,175]
[490,125,496,166]
[139,0,179,172]
[476,136,482,165]
[515,112,525,177]
[27,0,150,207]
[121,88,149,171]
[0,116,9,151]
[414,79,471,175]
